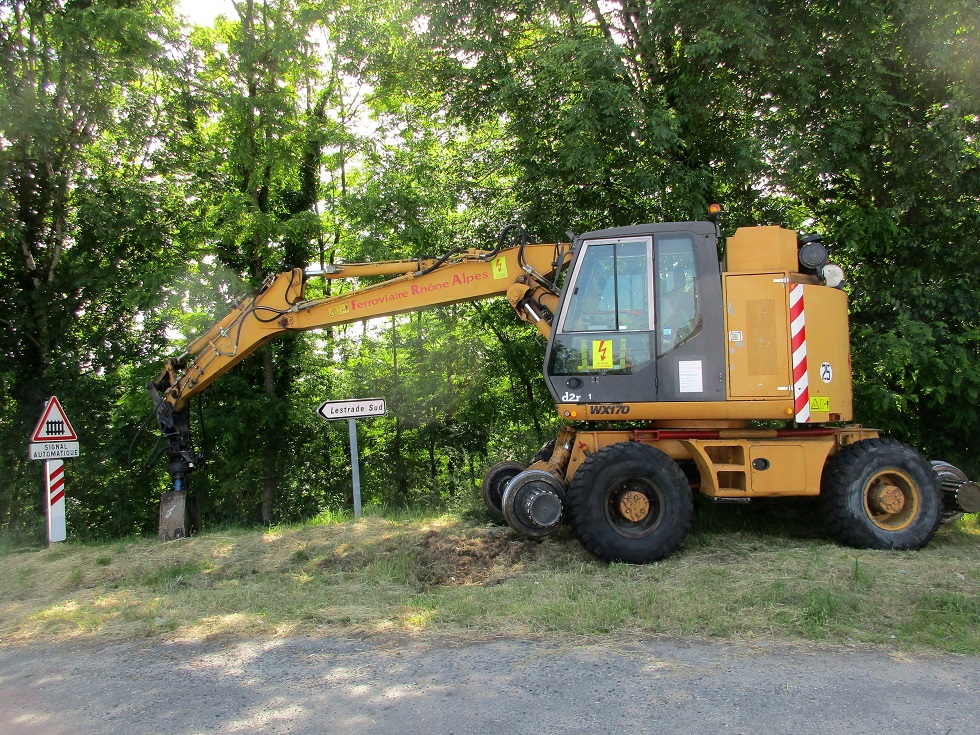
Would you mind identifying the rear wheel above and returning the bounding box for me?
[822,439,941,549]
[481,461,525,520]
[566,442,693,563]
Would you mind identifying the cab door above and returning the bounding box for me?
[653,231,726,402]
[545,234,658,404]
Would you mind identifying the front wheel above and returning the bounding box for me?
[566,442,693,563]
[822,439,941,549]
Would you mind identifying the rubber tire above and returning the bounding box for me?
[822,438,941,550]
[566,442,693,563]
[529,439,557,466]
[481,461,526,521]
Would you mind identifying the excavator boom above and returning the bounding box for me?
[148,235,569,508]
[153,242,566,414]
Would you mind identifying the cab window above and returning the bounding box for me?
[656,235,701,353]
[549,238,654,376]
[561,240,651,333]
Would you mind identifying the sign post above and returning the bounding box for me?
[348,418,362,519]
[317,398,386,519]
[45,460,67,543]
[28,396,78,545]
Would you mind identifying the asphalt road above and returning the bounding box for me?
[1,635,978,734]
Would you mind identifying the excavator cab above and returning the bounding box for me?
[544,222,726,407]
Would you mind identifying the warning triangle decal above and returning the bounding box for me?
[31,396,77,442]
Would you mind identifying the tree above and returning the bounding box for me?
[419,0,980,474]
[4,0,975,539]
[418,0,777,235]
[0,0,188,535]
[760,1,980,474]
[174,0,327,523]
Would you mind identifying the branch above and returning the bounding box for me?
[0,317,42,349]
[584,0,614,43]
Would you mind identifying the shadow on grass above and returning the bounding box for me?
[687,495,829,546]
[689,496,979,553]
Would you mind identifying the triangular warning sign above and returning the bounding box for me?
[31,396,77,442]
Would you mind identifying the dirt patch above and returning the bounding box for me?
[315,533,410,573]
[314,525,536,587]
[414,528,534,587]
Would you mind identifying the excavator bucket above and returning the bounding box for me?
[158,490,199,541]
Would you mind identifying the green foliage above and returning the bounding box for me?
[0,0,188,536]
[1,0,978,538]
[761,2,980,474]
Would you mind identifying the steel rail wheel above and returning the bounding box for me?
[931,460,974,524]
[566,442,693,563]
[822,438,941,549]
[501,469,566,538]
[482,461,525,520]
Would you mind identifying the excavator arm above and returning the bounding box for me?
[148,232,570,497]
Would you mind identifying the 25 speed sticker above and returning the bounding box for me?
[820,362,833,383]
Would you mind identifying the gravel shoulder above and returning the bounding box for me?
[2,634,978,735]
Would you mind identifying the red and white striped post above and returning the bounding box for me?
[790,284,811,423]
[46,459,67,544]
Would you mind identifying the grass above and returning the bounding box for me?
[1,505,978,653]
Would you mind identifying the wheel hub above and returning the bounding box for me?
[522,487,563,528]
[862,469,920,532]
[869,482,906,514]
[501,470,567,538]
[618,490,650,522]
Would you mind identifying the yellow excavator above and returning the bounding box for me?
[149,215,979,562]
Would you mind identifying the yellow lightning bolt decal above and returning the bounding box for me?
[592,340,614,369]
[492,256,508,279]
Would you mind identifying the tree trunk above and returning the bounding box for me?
[480,316,543,435]
[428,434,437,493]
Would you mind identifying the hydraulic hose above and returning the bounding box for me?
[481,223,526,263]
[415,246,467,277]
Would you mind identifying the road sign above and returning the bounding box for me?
[30,442,79,460]
[28,397,77,545]
[317,398,386,421]
[32,396,77,441]
[29,396,79,460]
[316,398,386,519]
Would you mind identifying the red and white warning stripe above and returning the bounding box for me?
[49,462,66,506]
[46,459,67,544]
[790,284,810,423]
